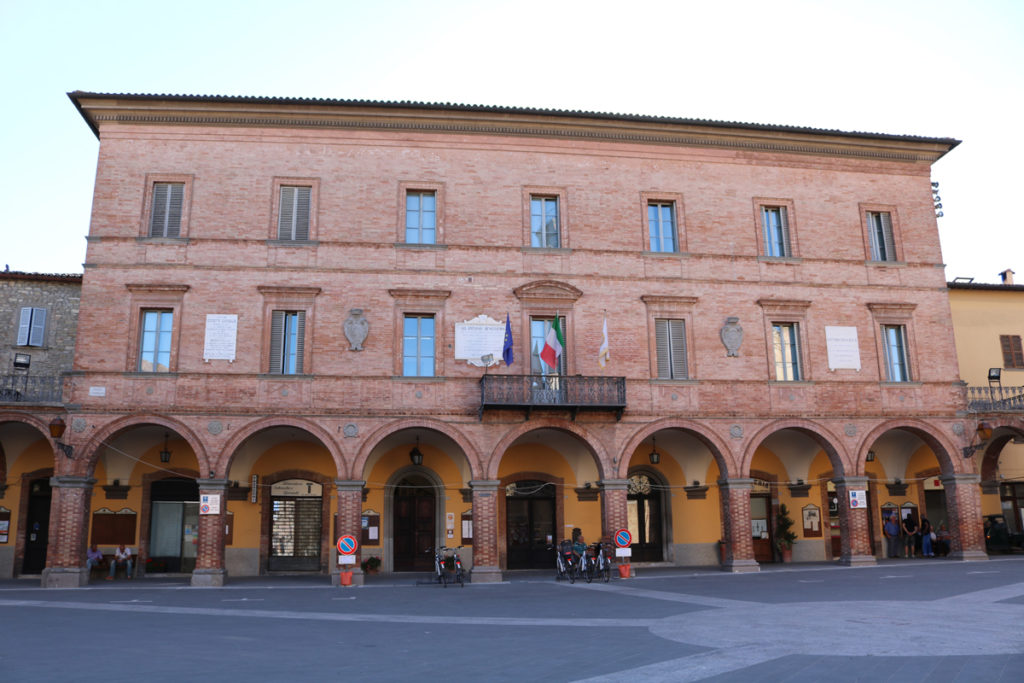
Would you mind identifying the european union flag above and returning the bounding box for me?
[503,313,514,366]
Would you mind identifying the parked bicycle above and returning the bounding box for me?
[428,546,465,587]
[591,541,613,583]
[429,546,448,587]
[552,540,578,583]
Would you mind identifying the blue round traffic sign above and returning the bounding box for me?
[614,529,632,548]
[337,535,358,555]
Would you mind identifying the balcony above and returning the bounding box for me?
[479,374,626,420]
[0,375,64,404]
[966,385,1024,412]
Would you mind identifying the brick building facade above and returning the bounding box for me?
[1,92,989,587]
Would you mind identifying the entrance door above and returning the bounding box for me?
[627,474,663,562]
[506,480,555,569]
[150,478,199,573]
[751,494,773,563]
[393,476,435,571]
[22,478,51,574]
[269,479,323,572]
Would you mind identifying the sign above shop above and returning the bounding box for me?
[271,479,323,497]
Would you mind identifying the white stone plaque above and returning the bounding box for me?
[825,326,861,371]
[454,315,505,366]
[204,314,238,362]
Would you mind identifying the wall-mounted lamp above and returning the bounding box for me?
[13,353,30,370]
[409,436,424,466]
[962,421,994,459]
[48,416,74,459]
[159,433,172,463]
[988,368,1002,386]
[648,437,660,465]
[866,450,876,462]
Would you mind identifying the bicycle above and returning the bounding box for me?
[428,546,447,587]
[591,541,613,583]
[554,540,578,583]
[443,545,466,587]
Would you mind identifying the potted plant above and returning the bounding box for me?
[360,555,381,574]
[775,504,798,563]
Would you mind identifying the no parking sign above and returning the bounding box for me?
[614,528,632,558]
[849,490,867,509]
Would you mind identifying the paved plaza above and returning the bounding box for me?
[1,557,1022,682]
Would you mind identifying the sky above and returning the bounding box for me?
[1,0,1021,282]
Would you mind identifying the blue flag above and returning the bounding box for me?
[503,313,514,366]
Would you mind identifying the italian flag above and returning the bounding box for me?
[540,317,564,370]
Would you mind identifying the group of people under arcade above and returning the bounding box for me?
[883,513,951,559]
[85,543,134,580]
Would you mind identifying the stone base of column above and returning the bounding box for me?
[331,568,365,586]
[469,566,503,583]
[948,550,989,562]
[838,554,877,567]
[191,568,227,587]
[721,559,760,573]
[41,567,90,588]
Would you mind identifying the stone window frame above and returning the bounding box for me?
[513,280,582,376]
[125,284,190,373]
[397,181,445,246]
[641,192,686,254]
[641,295,698,381]
[388,288,451,379]
[269,177,320,245]
[859,203,904,264]
[522,186,569,250]
[867,302,919,383]
[753,197,799,260]
[258,286,321,376]
[140,174,193,240]
[757,298,812,382]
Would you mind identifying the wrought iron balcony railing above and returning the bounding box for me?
[480,374,626,420]
[966,385,1024,412]
[0,375,64,404]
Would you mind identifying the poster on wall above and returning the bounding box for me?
[203,314,238,362]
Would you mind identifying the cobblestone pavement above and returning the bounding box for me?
[1,558,1022,682]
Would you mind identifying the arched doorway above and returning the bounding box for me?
[393,474,435,571]
[627,472,664,562]
[505,479,556,569]
[150,477,199,573]
[21,476,51,574]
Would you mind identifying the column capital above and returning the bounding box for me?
[49,476,96,489]
[195,478,230,491]
[832,476,871,488]
[334,480,367,493]
[940,472,981,486]
[598,479,629,491]
[718,478,754,491]
[468,480,501,491]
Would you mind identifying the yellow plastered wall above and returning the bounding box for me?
[949,288,1024,386]
[4,437,55,550]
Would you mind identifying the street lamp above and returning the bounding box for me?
[409,436,424,466]
[648,436,660,465]
[48,416,74,459]
[159,433,172,463]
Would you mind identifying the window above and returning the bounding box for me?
[648,202,677,253]
[881,324,910,382]
[405,191,436,244]
[278,186,311,241]
[17,307,46,347]
[139,310,173,372]
[403,315,435,377]
[1000,335,1024,369]
[761,206,791,257]
[868,211,896,262]
[530,196,560,248]
[772,323,801,381]
[530,317,566,376]
[655,319,688,379]
[269,311,305,374]
[149,182,184,238]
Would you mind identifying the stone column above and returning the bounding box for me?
[191,479,229,586]
[468,480,502,583]
[833,476,877,566]
[597,479,629,541]
[718,478,759,573]
[941,473,988,561]
[332,480,365,586]
[41,476,95,588]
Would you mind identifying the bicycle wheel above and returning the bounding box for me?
[602,557,611,583]
[584,557,594,584]
[456,566,464,587]
[568,559,575,584]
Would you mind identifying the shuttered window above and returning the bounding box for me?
[762,206,791,257]
[17,307,47,346]
[278,186,311,241]
[1000,335,1024,369]
[655,319,688,379]
[149,182,184,238]
[269,311,305,374]
[868,211,896,261]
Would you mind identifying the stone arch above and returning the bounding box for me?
[260,468,335,574]
[485,417,609,480]
[741,419,850,479]
[856,419,959,477]
[381,464,447,574]
[617,418,735,480]
[0,412,60,477]
[81,415,211,478]
[353,418,479,480]
[219,416,345,480]
[979,421,1024,483]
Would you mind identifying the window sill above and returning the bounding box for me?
[649,378,698,385]
[643,250,689,258]
[864,260,907,267]
[394,243,448,251]
[879,380,921,387]
[266,240,319,247]
[136,237,190,245]
[123,371,178,377]
[758,256,802,264]
[768,380,814,386]
[257,374,314,380]
[521,247,572,254]
[392,376,444,382]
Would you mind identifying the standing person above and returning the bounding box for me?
[86,544,105,574]
[902,514,919,558]
[108,543,133,580]
[883,514,901,559]
[920,517,934,557]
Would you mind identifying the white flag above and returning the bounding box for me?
[598,318,610,368]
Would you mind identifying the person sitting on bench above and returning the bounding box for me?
[86,544,106,574]
[107,543,133,580]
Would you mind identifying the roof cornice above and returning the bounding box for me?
[68,92,959,163]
